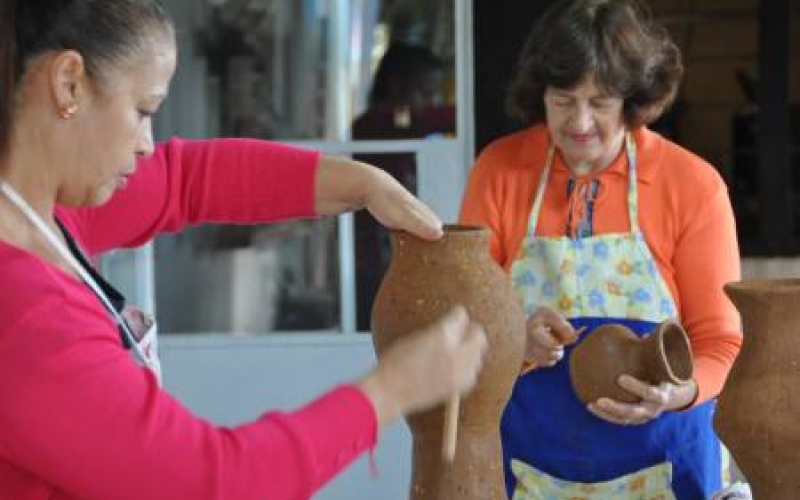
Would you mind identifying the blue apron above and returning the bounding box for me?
[504,133,721,500]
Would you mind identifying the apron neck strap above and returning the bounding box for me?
[527,131,639,237]
[0,180,151,368]
[624,132,639,233]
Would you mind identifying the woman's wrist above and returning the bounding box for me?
[314,156,377,215]
[355,370,402,431]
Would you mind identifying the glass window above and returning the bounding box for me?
[151,0,457,334]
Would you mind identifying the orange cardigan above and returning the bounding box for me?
[460,125,742,405]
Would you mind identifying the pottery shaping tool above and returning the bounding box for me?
[520,325,587,375]
[442,394,459,462]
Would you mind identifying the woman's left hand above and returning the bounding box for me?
[314,156,443,241]
[587,375,698,426]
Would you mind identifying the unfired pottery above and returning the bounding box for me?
[715,279,800,500]
[371,225,526,500]
[569,320,694,405]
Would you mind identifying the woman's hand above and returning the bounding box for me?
[357,306,487,429]
[363,168,444,241]
[522,306,578,370]
[587,375,699,426]
[314,156,443,241]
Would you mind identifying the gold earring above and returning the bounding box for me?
[58,102,78,120]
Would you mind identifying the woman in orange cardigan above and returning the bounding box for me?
[460,1,741,499]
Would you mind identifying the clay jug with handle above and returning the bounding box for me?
[371,225,526,500]
[569,320,694,405]
[715,279,800,500]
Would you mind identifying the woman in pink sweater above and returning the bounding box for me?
[0,2,487,499]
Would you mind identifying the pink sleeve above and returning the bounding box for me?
[0,296,377,500]
[57,137,321,254]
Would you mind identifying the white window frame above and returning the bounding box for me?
[102,0,475,337]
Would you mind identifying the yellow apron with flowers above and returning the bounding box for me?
[502,133,722,500]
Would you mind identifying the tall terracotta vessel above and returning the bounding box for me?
[715,279,800,500]
[371,225,526,500]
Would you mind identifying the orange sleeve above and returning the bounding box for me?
[459,148,509,267]
[673,179,742,406]
[459,128,545,271]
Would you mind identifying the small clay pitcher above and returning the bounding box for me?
[371,225,526,500]
[715,279,800,500]
[569,320,694,404]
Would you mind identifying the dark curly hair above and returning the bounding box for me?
[506,0,683,129]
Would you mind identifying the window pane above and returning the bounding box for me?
[165,0,457,142]
[153,0,455,334]
[156,221,340,333]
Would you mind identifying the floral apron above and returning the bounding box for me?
[504,134,721,500]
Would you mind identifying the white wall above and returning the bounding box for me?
[741,257,800,280]
[160,334,412,500]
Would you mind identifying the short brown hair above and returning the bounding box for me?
[506,0,682,128]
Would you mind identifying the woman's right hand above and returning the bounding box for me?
[357,306,487,429]
[314,156,443,241]
[523,306,578,369]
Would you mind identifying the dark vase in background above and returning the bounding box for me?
[715,279,800,500]
[569,320,693,405]
[371,225,526,500]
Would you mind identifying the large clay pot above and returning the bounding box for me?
[569,320,693,404]
[371,225,526,500]
[715,279,800,500]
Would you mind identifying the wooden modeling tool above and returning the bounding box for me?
[442,394,460,462]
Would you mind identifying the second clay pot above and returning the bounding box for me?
[569,320,694,404]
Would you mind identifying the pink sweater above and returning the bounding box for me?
[0,138,378,500]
